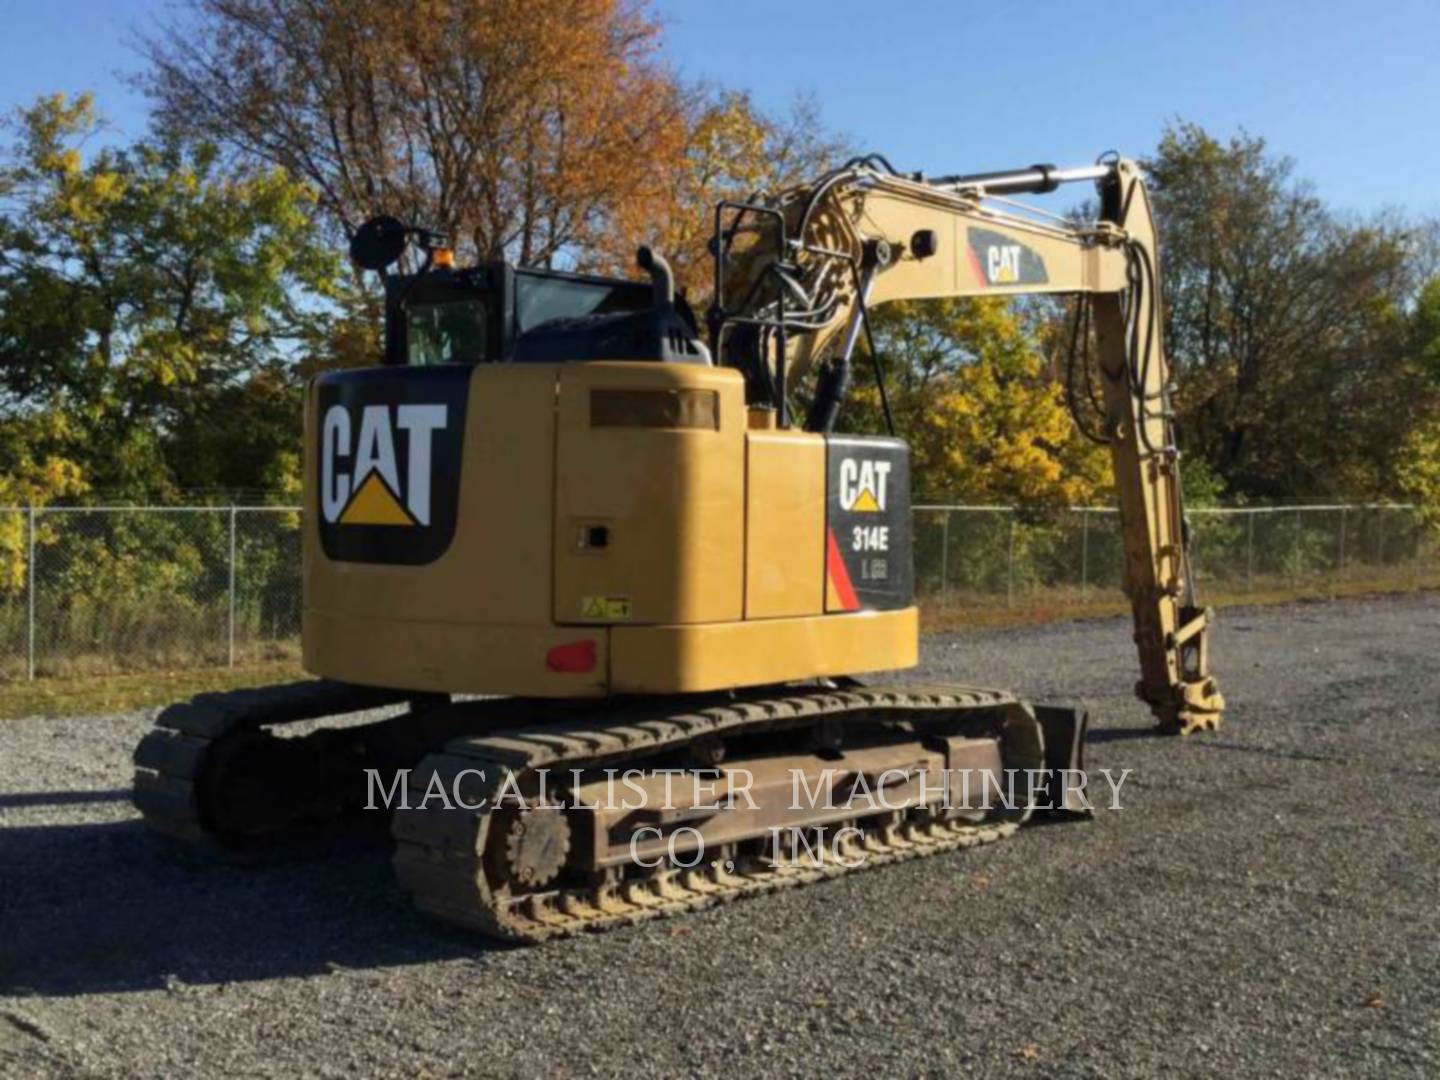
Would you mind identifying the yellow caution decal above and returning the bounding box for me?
[580,596,632,620]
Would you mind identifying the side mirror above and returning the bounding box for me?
[349,215,409,271]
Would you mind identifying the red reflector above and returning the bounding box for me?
[545,640,597,674]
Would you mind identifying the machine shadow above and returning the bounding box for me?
[0,789,133,810]
[0,814,505,998]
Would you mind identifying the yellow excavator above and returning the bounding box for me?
[133,154,1223,942]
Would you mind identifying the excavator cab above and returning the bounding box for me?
[352,213,705,367]
[381,263,657,365]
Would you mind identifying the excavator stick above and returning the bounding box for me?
[1090,167,1224,733]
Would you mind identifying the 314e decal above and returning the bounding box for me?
[825,435,913,612]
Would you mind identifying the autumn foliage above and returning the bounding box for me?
[142,0,688,266]
[0,2,1435,530]
[847,299,1111,507]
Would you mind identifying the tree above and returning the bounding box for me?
[0,92,340,502]
[1396,413,1440,525]
[1398,276,1440,521]
[1144,122,1420,499]
[844,298,1110,507]
[1412,275,1440,388]
[139,0,688,268]
[604,91,850,289]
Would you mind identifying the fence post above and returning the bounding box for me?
[26,504,36,681]
[1080,509,1090,597]
[1292,508,1302,588]
[1413,509,1423,588]
[228,506,237,668]
[1006,512,1016,608]
[1246,511,1255,592]
[1337,506,1346,583]
[940,510,950,604]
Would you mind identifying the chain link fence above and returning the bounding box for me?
[915,503,1438,614]
[0,503,1434,682]
[0,507,301,682]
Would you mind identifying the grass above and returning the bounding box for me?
[0,660,304,721]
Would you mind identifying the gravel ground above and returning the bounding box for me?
[2,592,1438,1078]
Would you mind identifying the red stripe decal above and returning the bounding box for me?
[966,244,987,286]
[826,528,860,611]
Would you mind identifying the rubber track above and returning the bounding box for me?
[132,679,411,851]
[391,684,1037,943]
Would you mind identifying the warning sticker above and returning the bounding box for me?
[580,596,632,620]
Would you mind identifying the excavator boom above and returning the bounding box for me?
[711,156,1224,732]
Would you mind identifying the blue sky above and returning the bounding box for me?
[1,0,1435,217]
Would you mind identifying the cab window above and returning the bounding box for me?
[406,300,488,365]
[515,272,649,334]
